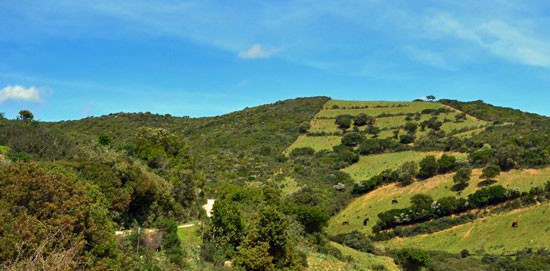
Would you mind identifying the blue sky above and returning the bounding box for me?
[1,0,549,121]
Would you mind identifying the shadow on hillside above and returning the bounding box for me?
[451,183,468,192]
[477,180,497,187]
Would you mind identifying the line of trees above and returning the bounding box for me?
[373,184,523,231]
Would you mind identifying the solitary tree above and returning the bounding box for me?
[480,165,501,181]
[426,95,436,101]
[18,109,34,121]
[335,114,352,131]
[453,167,472,191]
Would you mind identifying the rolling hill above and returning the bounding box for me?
[3,97,550,270]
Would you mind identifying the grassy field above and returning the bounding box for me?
[177,221,202,246]
[381,202,550,254]
[342,151,468,182]
[329,167,550,235]
[286,135,342,153]
[306,242,399,271]
[317,101,444,118]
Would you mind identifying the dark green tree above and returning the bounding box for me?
[396,248,431,271]
[418,155,438,179]
[293,205,329,234]
[410,194,433,210]
[438,154,457,173]
[353,113,368,126]
[341,132,363,146]
[480,164,501,181]
[453,167,472,190]
[18,109,34,121]
[98,133,112,146]
[399,134,415,144]
[335,114,353,130]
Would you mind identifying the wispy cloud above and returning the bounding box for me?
[0,85,43,103]
[236,80,248,87]
[238,44,282,59]
[403,46,453,70]
[424,13,550,68]
[3,0,550,73]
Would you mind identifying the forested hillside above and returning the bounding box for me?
[45,97,329,189]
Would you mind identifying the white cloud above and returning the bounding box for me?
[0,85,43,103]
[238,44,281,59]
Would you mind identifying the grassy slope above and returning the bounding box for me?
[342,151,468,182]
[329,167,550,235]
[381,202,550,254]
[307,242,399,271]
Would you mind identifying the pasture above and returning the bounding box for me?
[341,151,468,182]
[381,202,550,254]
[328,167,550,235]
[286,135,342,153]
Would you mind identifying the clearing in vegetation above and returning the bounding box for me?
[329,167,550,235]
[286,135,342,153]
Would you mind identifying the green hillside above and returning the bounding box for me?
[4,97,550,270]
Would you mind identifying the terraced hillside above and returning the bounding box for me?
[280,99,550,260]
[287,100,488,153]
